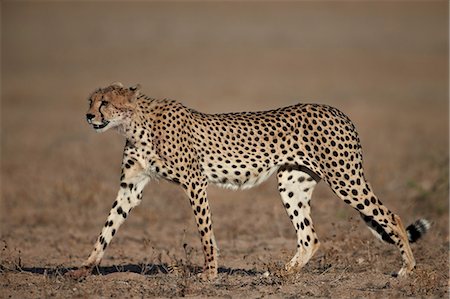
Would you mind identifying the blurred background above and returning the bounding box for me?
[1,2,448,297]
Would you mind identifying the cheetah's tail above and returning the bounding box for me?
[406,219,431,243]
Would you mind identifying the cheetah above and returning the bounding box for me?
[75,82,430,280]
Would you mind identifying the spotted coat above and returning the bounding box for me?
[81,83,429,279]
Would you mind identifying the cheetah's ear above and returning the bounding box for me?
[110,82,124,88]
[128,84,141,102]
[129,84,141,92]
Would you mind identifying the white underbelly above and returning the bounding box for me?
[210,166,278,190]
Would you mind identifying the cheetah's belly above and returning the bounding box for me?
[208,166,279,190]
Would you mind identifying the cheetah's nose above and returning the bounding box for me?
[86,113,95,123]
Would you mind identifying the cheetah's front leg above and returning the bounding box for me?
[184,176,218,280]
[79,156,149,275]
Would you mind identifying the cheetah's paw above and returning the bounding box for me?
[197,268,218,281]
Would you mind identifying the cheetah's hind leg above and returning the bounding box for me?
[277,165,321,272]
[329,175,430,277]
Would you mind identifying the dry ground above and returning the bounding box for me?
[1,2,449,298]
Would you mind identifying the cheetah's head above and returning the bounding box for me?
[86,82,141,132]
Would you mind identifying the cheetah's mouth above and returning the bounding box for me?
[92,121,110,130]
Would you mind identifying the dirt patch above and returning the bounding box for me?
[1,2,448,298]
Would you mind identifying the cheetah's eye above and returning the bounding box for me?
[100,100,109,108]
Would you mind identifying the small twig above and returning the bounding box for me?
[330,265,350,284]
[319,265,333,276]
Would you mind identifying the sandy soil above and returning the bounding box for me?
[1,2,448,298]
